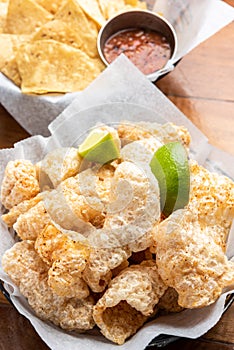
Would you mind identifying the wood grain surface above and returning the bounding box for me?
[0,1,234,349]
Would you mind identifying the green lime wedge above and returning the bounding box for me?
[78,129,120,164]
[150,141,190,217]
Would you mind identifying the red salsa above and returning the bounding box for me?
[103,28,171,75]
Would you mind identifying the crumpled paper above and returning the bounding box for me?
[0,55,234,350]
[0,0,234,136]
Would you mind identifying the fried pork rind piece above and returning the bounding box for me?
[2,240,95,331]
[95,163,116,204]
[93,260,167,344]
[154,209,234,309]
[118,121,191,149]
[120,137,162,164]
[188,160,234,250]
[95,161,160,249]
[1,192,43,227]
[82,246,131,292]
[1,160,40,209]
[59,172,105,229]
[84,161,160,292]
[2,240,47,285]
[13,201,50,240]
[39,147,81,189]
[35,224,90,298]
[158,288,184,314]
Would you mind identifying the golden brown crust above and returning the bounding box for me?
[188,160,234,250]
[93,260,167,344]
[35,224,90,298]
[13,201,50,240]
[154,209,234,308]
[2,240,95,331]
[118,121,191,148]
[1,193,43,227]
[1,160,39,209]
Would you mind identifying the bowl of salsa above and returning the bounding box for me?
[97,10,178,81]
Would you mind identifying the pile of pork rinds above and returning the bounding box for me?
[1,121,234,345]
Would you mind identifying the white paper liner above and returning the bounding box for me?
[0,0,234,136]
[0,54,234,350]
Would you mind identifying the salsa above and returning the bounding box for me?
[103,28,171,75]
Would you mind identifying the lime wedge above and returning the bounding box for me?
[78,129,120,164]
[150,141,190,217]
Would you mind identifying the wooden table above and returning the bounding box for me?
[0,1,234,349]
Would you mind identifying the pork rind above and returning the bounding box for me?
[35,224,90,298]
[188,160,234,250]
[2,240,47,284]
[90,161,160,249]
[93,260,167,344]
[118,121,191,148]
[1,192,43,227]
[2,240,95,331]
[1,160,40,209]
[158,288,184,313]
[153,209,234,309]
[120,137,162,164]
[82,246,131,292]
[56,173,105,229]
[2,120,234,344]
[13,200,50,240]
[83,161,160,291]
[95,162,116,204]
[39,147,81,189]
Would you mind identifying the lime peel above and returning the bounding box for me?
[150,141,190,217]
[78,129,120,164]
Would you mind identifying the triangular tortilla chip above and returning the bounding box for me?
[0,34,15,69]
[32,19,83,50]
[1,56,22,87]
[76,0,105,28]
[0,2,8,33]
[55,0,98,57]
[98,0,125,19]
[97,0,146,20]
[0,33,30,69]
[34,0,67,14]
[97,0,109,19]
[5,0,53,34]
[16,39,102,94]
[0,33,30,86]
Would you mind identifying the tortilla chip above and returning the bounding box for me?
[125,0,147,8]
[0,2,7,33]
[5,0,53,34]
[16,39,102,94]
[34,0,67,14]
[101,0,125,19]
[0,33,31,85]
[55,0,98,57]
[0,34,14,69]
[32,19,83,50]
[99,0,147,19]
[124,0,138,5]
[91,57,106,71]
[76,0,105,27]
[1,56,21,86]
[97,0,108,19]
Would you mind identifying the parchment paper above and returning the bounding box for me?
[0,55,234,350]
[0,0,234,136]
